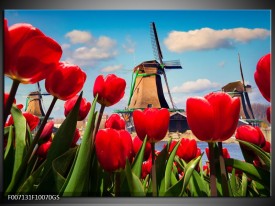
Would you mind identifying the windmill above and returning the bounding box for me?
[222,53,260,126]
[127,22,182,109]
[25,82,51,120]
[116,22,188,133]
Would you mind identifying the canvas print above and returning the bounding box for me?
[3,10,271,198]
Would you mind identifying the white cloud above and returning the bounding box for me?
[61,43,71,49]
[164,27,270,53]
[73,46,117,60]
[122,37,136,54]
[63,30,117,66]
[65,30,92,44]
[218,61,225,68]
[101,64,123,72]
[171,79,220,93]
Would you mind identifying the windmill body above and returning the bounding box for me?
[128,60,169,109]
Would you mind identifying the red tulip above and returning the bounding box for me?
[132,136,151,160]
[177,138,198,162]
[4,92,23,111]
[203,164,210,175]
[235,125,266,147]
[64,95,91,121]
[266,106,271,123]
[105,113,125,130]
[196,148,202,157]
[141,159,152,179]
[36,141,52,158]
[205,147,230,160]
[133,108,170,143]
[186,92,240,142]
[254,53,271,102]
[93,74,126,107]
[262,141,270,153]
[71,128,81,147]
[95,128,133,172]
[168,138,198,163]
[4,19,62,84]
[45,61,86,101]
[6,112,40,131]
[39,120,54,143]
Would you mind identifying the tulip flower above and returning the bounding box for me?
[262,141,270,153]
[186,92,240,142]
[254,53,271,102]
[95,128,133,172]
[133,108,170,143]
[105,113,126,130]
[4,92,23,111]
[36,141,52,159]
[177,138,198,162]
[6,112,40,131]
[93,74,126,107]
[4,19,62,84]
[45,61,86,101]
[132,136,151,160]
[38,121,54,144]
[168,138,198,163]
[266,106,271,123]
[64,95,91,121]
[141,159,152,179]
[205,147,230,160]
[235,125,266,147]
[203,164,210,176]
[71,128,81,147]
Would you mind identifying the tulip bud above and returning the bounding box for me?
[64,95,91,121]
[93,74,126,107]
[105,113,125,130]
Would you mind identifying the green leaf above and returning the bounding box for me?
[189,169,209,197]
[131,136,148,178]
[36,92,83,193]
[62,96,98,196]
[125,160,145,196]
[16,161,45,193]
[180,155,202,196]
[225,158,270,191]
[5,106,27,194]
[159,141,180,195]
[51,147,78,194]
[4,126,14,160]
[163,155,202,197]
[155,138,172,192]
[241,172,248,196]
[237,140,270,169]
[4,126,15,191]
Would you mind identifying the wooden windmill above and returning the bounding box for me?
[127,22,182,109]
[222,53,260,126]
[25,82,50,120]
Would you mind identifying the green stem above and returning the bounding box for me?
[5,96,57,194]
[114,172,121,197]
[93,104,105,143]
[208,142,217,197]
[218,142,230,196]
[151,142,157,197]
[4,80,20,124]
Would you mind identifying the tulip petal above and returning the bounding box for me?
[133,110,147,141]
[186,97,215,141]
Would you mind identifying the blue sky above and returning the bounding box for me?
[4,10,271,118]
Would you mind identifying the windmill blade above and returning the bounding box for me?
[150,22,163,64]
[238,53,255,119]
[163,60,182,69]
